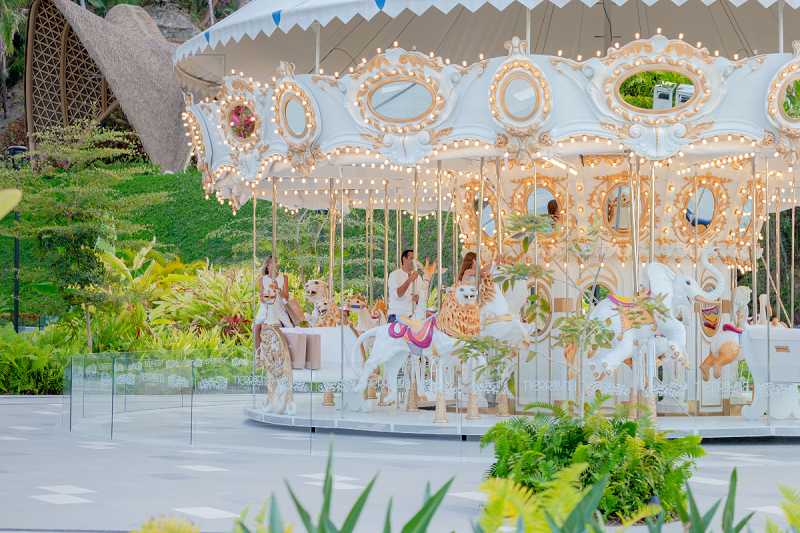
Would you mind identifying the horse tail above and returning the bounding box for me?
[351,327,382,378]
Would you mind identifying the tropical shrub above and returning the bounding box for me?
[0,325,77,394]
[0,116,26,154]
[480,395,705,520]
[475,468,751,533]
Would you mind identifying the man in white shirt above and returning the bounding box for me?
[387,249,421,323]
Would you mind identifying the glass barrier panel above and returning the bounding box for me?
[312,348,464,459]
[191,346,313,452]
[111,354,191,446]
[62,356,72,430]
[70,355,113,439]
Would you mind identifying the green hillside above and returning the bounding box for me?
[0,167,459,319]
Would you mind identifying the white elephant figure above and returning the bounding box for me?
[739,323,800,420]
[584,248,725,385]
[700,286,752,381]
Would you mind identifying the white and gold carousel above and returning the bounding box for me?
[174,0,800,435]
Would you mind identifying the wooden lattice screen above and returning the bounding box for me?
[25,0,119,146]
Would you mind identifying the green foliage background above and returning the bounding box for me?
[0,167,460,320]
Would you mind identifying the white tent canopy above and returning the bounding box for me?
[174,0,798,93]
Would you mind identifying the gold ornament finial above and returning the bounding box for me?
[504,37,529,56]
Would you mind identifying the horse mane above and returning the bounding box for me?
[437,282,481,337]
[479,269,496,303]
[372,299,387,315]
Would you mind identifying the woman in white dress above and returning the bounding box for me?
[253,255,292,352]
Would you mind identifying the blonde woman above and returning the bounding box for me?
[253,255,292,351]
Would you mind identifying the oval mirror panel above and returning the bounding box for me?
[369,81,434,123]
[738,198,753,236]
[686,186,716,235]
[526,187,559,231]
[229,104,256,140]
[284,98,307,137]
[618,70,696,111]
[605,185,635,234]
[502,76,538,121]
[527,283,551,335]
[474,197,496,237]
[783,78,800,119]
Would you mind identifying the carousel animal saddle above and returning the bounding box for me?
[389,315,438,355]
[608,290,651,308]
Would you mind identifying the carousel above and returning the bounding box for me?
[174,0,800,437]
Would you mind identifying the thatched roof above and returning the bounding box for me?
[25,0,190,173]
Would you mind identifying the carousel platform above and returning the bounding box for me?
[244,397,800,439]
[244,399,497,436]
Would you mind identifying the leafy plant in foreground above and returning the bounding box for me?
[480,395,705,520]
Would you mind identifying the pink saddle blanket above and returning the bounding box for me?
[388,315,437,350]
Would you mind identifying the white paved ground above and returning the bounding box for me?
[0,396,797,533]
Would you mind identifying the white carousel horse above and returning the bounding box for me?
[352,283,480,403]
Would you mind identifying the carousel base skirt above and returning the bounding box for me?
[245,396,800,438]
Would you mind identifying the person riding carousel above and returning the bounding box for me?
[458,251,494,284]
[253,255,292,351]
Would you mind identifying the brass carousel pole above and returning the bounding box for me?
[385,181,390,302]
[533,161,539,402]
[793,177,796,326]
[437,160,443,310]
[752,161,758,325]
[413,167,420,312]
[397,186,402,268]
[369,189,374,308]
[252,192,257,409]
[407,168,420,413]
[693,165,699,419]
[495,158,503,258]
[329,178,335,292]
[340,169,346,393]
[272,177,278,277]
[647,162,657,423]
[766,161,771,426]
[434,159,448,424]
[777,183,781,325]
[476,158,484,297]
[495,157,510,418]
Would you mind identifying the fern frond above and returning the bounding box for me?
[765,516,783,533]
[618,504,663,532]
[523,400,567,419]
[778,484,800,529]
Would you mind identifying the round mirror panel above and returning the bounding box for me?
[581,283,613,312]
[686,186,716,235]
[229,104,256,140]
[604,184,637,235]
[526,187,560,234]
[284,97,307,138]
[368,80,435,123]
[501,76,539,121]
[738,198,753,238]
[617,70,696,112]
[783,77,800,120]
[474,196,496,237]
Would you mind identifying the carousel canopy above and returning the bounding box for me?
[174,0,799,94]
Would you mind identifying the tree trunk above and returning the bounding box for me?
[85,303,92,353]
[1,49,7,119]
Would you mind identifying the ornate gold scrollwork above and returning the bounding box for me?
[286,140,323,177]
[496,125,552,167]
